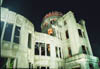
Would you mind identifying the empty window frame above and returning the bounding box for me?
[59,47,62,58]
[89,64,94,69]
[55,47,58,57]
[29,62,33,69]
[47,44,50,56]
[50,19,56,24]
[29,62,31,69]
[35,42,40,55]
[14,26,21,44]
[41,67,46,69]
[37,66,40,69]
[47,67,50,69]
[78,29,83,37]
[37,66,49,69]
[28,33,32,49]
[68,47,72,57]
[9,58,15,68]
[0,21,4,38]
[82,45,87,54]
[41,43,45,56]
[66,30,69,39]
[3,23,13,41]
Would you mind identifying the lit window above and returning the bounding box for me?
[28,33,32,49]
[78,29,83,37]
[35,42,39,55]
[0,21,4,38]
[48,28,53,35]
[14,26,21,44]
[3,23,13,41]
[47,44,50,56]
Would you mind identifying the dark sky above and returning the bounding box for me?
[2,0,100,58]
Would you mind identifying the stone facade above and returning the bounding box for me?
[0,7,99,69]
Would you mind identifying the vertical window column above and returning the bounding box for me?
[35,42,39,55]
[13,26,21,44]
[59,47,62,58]
[47,44,50,56]
[41,43,45,56]
[66,30,69,39]
[55,47,59,58]
[9,58,15,68]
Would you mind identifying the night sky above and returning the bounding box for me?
[2,0,100,58]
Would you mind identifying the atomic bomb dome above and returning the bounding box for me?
[0,7,100,69]
[43,11,63,19]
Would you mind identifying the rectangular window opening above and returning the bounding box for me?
[66,30,69,39]
[89,64,94,69]
[3,23,13,41]
[14,26,21,44]
[59,47,62,58]
[28,33,32,49]
[47,67,49,69]
[68,47,72,57]
[55,47,58,57]
[37,66,40,69]
[9,58,15,68]
[78,29,83,37]
[41,67,46,69]
[82,45,87,54]
[35,42,39,55]
[41,43,45,56]
[29,62,31,69]
[47,44,50,56]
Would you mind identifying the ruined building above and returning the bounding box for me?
[0,4,100,69]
